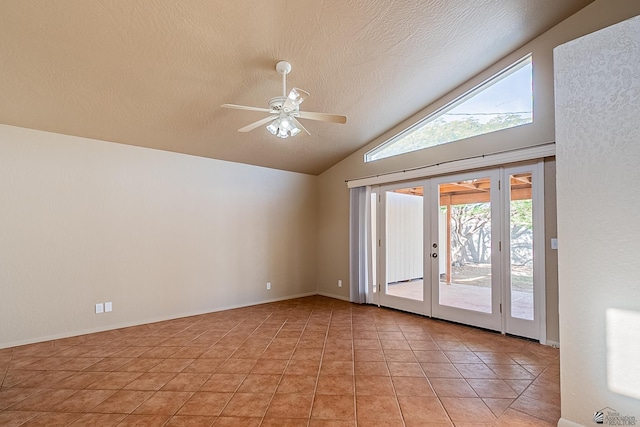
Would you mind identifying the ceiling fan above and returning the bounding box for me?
[221,61,347,139]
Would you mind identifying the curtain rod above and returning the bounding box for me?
[345,143,555,185]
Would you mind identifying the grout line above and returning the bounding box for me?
[387,321,408,427]
[0,296,559,425]
[309,305,338,424]
[258,303,316,426]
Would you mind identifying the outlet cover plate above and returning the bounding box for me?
[95,303,104,314]
[105,302,112,312]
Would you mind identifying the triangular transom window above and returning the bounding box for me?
[366,55,533,162]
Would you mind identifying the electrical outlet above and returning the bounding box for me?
[105,302,112,312]
[95,303,104,314]
[338,280,342,288]
[266,282,271,290]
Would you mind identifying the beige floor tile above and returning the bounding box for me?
[123,372,176,391]
[176,392,233,416]
[164,415,216,426]
[510,395,561,424]
[355,375,395,396]
[429,378,478,398]
[219,392,271,418]
[355,395,402,422]
[482,397,515,417]
[421,362,462,378]
[0,296,562,427]
[159,373,210,392]
[466,379,519,398]
[276,375,317,394]
[317,374,355,395]
[115,414,171,426]
[387,362,424,377]
[213,416,261,426]
[91,390,155,414]
[440,397,496,423]
[391,376,435,396]
[265,393,313,418]
[67,413,126,426]
[397,396,449,422]
[311,394,355,420]
[133,390,193,415]
[18,411,82,427]
[236,374,281,394]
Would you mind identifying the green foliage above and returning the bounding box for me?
[510,199,532,228]
[371,114,531,160]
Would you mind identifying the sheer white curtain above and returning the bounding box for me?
[349,186,371,304]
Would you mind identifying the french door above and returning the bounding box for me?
[376,181,430,315]
[430,170,502,331]
[373,162,544,340]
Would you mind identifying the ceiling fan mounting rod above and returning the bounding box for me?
[276,60,291,98]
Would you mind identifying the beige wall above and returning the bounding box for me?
[555,15,640,426]
[316,0,640,344]
[0,124,317,349]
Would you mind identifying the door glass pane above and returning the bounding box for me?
[510,173,534,320]
[386,187,423,301]
[438,178,492,312]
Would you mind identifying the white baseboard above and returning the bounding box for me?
[0,291,319,350]
[558,418,584,427]
[317,291,351,302]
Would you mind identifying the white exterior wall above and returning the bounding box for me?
[385,192,423,283]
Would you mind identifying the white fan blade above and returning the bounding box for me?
[221,103,272,113]
[283,88,310,112]
[297,111,347,124]
[238,116,277,133]
[291,117,311,135]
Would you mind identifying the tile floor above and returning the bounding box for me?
[0,296,560,426]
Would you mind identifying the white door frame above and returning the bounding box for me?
[430,169,503,332]
[501,161,546,341]
[376,180,431,316]
[369,160,547,342]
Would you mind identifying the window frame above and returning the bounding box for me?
[365,54,533,163]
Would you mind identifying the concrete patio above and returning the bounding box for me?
[387,279,534,320]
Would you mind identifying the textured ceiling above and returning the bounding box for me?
[0,0,593,175]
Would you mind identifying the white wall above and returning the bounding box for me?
[555,15,640,426]
[316,0,640,344]
[0,125,317,349]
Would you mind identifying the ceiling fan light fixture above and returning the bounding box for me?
[267,115,301,138]
[221,61,346,137]
[284,88,305,111]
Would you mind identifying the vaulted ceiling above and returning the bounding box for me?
[0,0,593,175]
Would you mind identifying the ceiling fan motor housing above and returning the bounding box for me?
[269,96,300,114]
[268,97,286,111]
